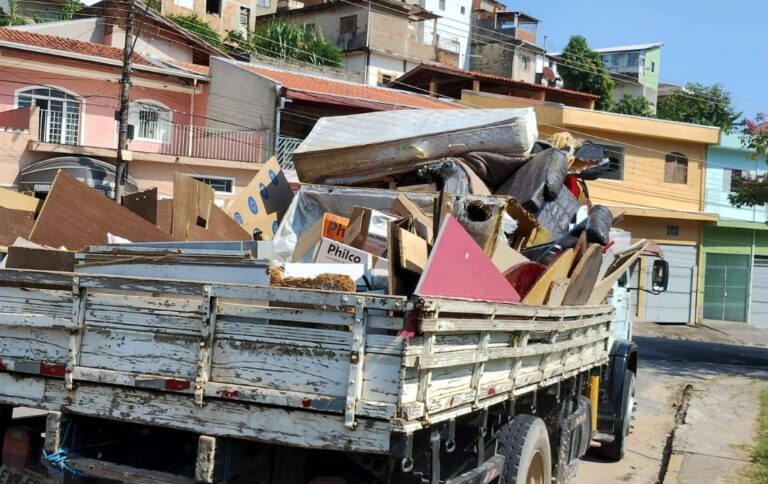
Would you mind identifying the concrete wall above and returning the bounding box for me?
[130,160,259,200]
[162,0,276,36]
[703,225,768,256]
[421,0,472,68]
[273,3,368,46]
[12,17,105,44]
[110,25,193,63]
[207,57,277,133]
[705,132,768,223]
[469,43,542,84]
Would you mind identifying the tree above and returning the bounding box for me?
[226,21,342,67]
[728,113,768,207]
[656,83,740,132]
[557,35,615,111]
[612,93,654,117]
[168,14,222,48]
[0,0,28,26]
[33,0,84,23]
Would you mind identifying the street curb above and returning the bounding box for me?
[662,453,683,484]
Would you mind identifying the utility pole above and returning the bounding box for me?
[114,0,134,203]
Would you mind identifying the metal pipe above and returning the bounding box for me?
[747,229,756,325]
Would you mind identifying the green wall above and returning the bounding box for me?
[703,224,768,256]
[639,47,661,89]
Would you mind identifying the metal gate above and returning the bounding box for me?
[750,256,768,327]
[643,244,697,324]
[702,253,750,322]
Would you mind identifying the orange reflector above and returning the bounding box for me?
[2,427,39,469]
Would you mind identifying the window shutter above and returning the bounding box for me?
[676,159,687,184]
[664,158,675,183]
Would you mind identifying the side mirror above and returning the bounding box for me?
[652,259,669,292]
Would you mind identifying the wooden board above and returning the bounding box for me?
[207,204,251,241]
[562,244,603,306]
[491,243,528,274]
[156,200,173,234]
[122,188,158,225]
[0,186,39,213]
[225,157,294,241]
[415,215,519,303]
[397,228,428,274]
[0,206,34,246]
[186,224,230,242]
[29,171,174,250]
[392,193,434,243]
[5,247,74,272]
[545,278,569,307]
[387,219,421,296]
[522,249,574,305]
[571,231,587,275]
[505,198,538,250]
[503,261,544,298]
[588,243,646,304]
[172,174,214,240]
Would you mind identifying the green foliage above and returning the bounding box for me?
[656,83,740,132]
[0,0,28,26]
[557,35,615,111]
[744,388,768,482]
[727,113,768,208]
[226,21,343,67]
[612,93,654,118]
[168,14,222,48]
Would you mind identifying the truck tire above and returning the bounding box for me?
[497,415,552,484]
[600,369,635,461]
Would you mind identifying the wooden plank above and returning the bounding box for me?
[503,261,544,298]
[588,245,646,304]
[491,242,528,274]
[186,224,229,242]
[156,199,173,233]
[562,244,603,306]
[0,186,39,212]
[172,173,214,240]
[29,171,174,250]
[0,207,34,246]
[392,193,434,243]
[397,228,428,274]
[207,204,251,241]
[419,313,612,333]
[122,188,158,225]
[195,436,218,484]
[415,215,519,303]
[5,247,74,272]
[522,249,574,305]
[66,458,192,484]
[545,278,569,307]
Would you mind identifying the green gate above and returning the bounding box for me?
[703,253,750,322]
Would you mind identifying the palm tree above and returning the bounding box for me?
[0,0,28,26]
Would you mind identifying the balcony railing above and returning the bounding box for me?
[15,107,270,164]
[705,187,767,223]
[276,135,303,170]
[337,30,367,52]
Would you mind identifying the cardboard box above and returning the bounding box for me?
[226,157,294,240]
[313,238,388,272]
[293,213,350,262]
[344,206,397,257]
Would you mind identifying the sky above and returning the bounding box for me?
[509,1,766,121]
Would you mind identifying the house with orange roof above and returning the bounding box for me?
[0,26,458,202]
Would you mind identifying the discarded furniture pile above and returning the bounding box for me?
[0,108,646,306]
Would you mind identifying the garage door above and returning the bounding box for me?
[703,253,750,322]
[750,256,768,327]
[643,244,697,324]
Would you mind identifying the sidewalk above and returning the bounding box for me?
[663,375,768,484]
[634,319,768,348]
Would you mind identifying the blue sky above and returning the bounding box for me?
[510,1,765,121]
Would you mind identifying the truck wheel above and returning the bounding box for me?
[600,369,635,461]
[497,415,552,484]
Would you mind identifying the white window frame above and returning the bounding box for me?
[14,85,85,146]
[187,174,236,196]
[129,100,172,144]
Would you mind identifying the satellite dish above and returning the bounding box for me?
[542,66,556,82]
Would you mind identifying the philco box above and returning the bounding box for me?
[343,206,397,257]
[313,238,388,272]
[292,213,350,262]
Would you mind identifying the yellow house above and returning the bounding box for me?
[462,90,720,324]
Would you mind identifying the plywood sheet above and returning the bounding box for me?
[207,204,251,241]
[0,207,34,246]
[29,171,174,250]
[122,188,158,225]
[588,243,646,304]
[0,186,39,213]
[186,223,230,242]
[172,173,214,240]
[156,199,173,234]
[225,157,294,241]
[562,244,603,306]
[545,278,569,307]
[522,249,574,305]
[415,215,519,303]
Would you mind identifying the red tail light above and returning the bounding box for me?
[2,427,41,468]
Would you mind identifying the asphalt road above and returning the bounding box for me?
[574,333,768,484]
[635,335,768,367]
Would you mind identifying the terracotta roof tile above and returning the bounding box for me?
[162,59,211,76]
[0,27,154,66]
[241,63,459,110]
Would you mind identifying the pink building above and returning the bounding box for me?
[0,28,265,201]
